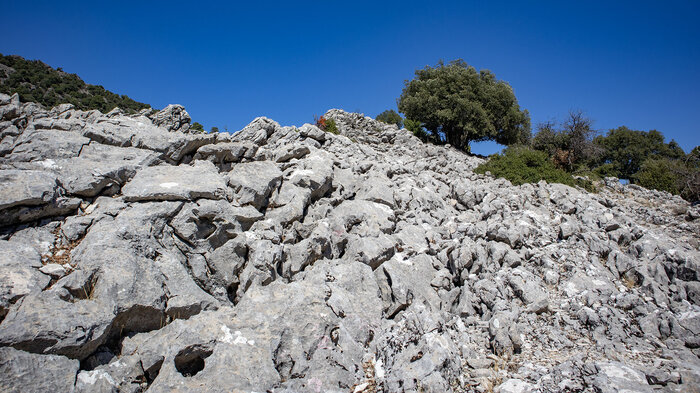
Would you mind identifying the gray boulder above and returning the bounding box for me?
[123,161,228,201]
[152,104,191,133]
[226,161,282,210]
[232,117,280,145]
[0,169,81,226]
[0,241,49,319]
[0,347,79,393]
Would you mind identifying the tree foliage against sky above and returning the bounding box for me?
[398,59,530,151]
[593,126,685,180]
[531,111,600,172]
[375,109,403,129]
[518,112,700,201]
[0,53,150,113]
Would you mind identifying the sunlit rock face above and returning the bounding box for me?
[1,93,699,392]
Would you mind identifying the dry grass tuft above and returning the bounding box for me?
[42,227,84,271]
[351,357,378,393]
[622,275,638,289]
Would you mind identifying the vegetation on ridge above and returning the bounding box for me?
[0,53,150,113]
[315,115,338,134]
[397,59,531,152]
[474,111,699,201]
[375,109,403,129]
[385,59,698,201]
[474,146,596,192]
[3,51,697,201]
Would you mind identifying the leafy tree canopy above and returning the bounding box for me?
[375,109,403,128]
[593,126,686,179]
[190,122,205,133]
[403,118,428,141]
[398,59,530,151]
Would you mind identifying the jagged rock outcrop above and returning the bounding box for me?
[0,93,699,392]
[150,104,192,134]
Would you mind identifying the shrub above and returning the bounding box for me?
[375,109,403,128]
[404,118,428,141]
[633,158,683,195]
[531,121,562,156]
[551,149,572,171]
[325,119,338,134]
[530,112,599,171]
[592,163,618,178]
[682,147,700,202]
[315,115,338,134]
[210,126,220,133]
[632,152,700,202]
[475,146,595,191]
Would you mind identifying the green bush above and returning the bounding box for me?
[376,109,403,128]
[632,153,699,202]
[531,121,563,156]
[633,158,683,195]
[325,118,338,134]
[403,118,428,141]
[682,147,700,202]
[592,163,617,178]
[475,146,595,191]
[315,116,338,134]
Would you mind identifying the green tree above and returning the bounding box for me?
[211,126,220,133]
[190,122,205,133]
[594,126,686,179]
[531,120,562,156]
[633,158,684,195]
[375,109,403,128]
[397,59,530,151]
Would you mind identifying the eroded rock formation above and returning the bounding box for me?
[0,93,699,392]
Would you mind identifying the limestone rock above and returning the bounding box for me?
[122,161,228,201]
[0,169,59,210]
[0,241,49,319]
[0,99,698,392]
[0,347,79,393]
[152,104,191,133]
[227,161,282,210]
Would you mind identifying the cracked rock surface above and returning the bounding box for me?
[0,94,699,392]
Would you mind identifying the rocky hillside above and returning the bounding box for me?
[0,92,699,393]
[0,54,150,113]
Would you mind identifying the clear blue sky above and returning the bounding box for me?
[1,0,698,155]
